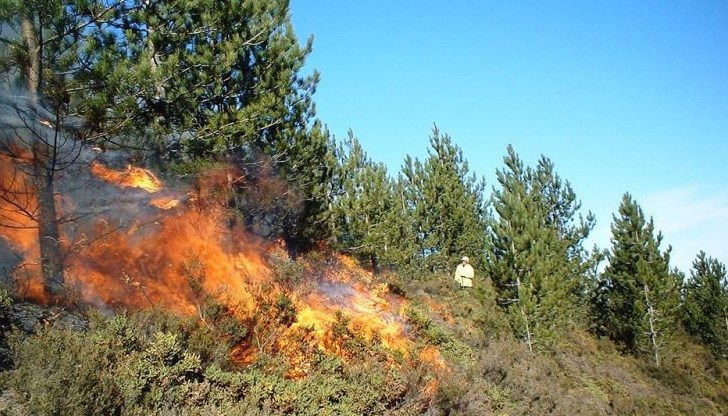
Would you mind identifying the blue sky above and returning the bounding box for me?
[290,0,728,273]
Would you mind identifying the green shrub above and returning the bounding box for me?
[1,327,123,415]
[0,288,11,317]
[0,287,12,369]
[117,331,204,410]
[165,158,220,177]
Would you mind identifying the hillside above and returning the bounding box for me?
[1,263,727,415]
[0,162,726,414]
[1,2,727,415]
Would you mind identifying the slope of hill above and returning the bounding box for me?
[1,265,727,415]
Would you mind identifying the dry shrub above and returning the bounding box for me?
[477,333,650,415]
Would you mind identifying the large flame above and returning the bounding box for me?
[0,155,47,302]
[0,160,429,379]
[292,281,410,354]
[0,155,37,255]
[69,207,269,316]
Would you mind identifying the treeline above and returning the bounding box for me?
[1,0,727,368]
[334,132,728,365]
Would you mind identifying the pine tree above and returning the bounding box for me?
[397,126,488,273]
[488,146,594,351]
[71,0,319,159]
[595,193,681,365]
[0,0,117,295]
[69,0,330,253]
[274,121,337,256]
[331,131,394,272]
[381,174,420,273]
[683,251,728,358]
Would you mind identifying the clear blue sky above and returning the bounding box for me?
[290,0,728,273]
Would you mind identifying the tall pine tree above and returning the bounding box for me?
[595,193,681,366]
[381,173,420,273]
[330,131,394,272]
[488,146,594,351]
[80,0,330,253]
[397,127,488,273]
[70,0,319,158]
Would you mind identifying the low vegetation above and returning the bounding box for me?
[1,272,727,415]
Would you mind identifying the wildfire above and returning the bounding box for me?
[0,156,37,255]
[71,164,269,314]
[296,282,410,352]
[149,196,181,210]
[419,345,446,371]
[91,161,163,193]
[68,209,269,315]
[292,289,410,355]
[1,160,441,381]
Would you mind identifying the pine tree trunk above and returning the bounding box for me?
[20,14,39,103]
[517,276,533,353]
[145,8,167,164]
[33,145,64,295]
[370,253,379,275]
[22,11,65,296]
[644,283,660,366]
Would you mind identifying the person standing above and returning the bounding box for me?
[454,256,474,288]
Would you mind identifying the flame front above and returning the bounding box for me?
[70,207,269,315]
[1,161,426,379]
[291,281,410,355]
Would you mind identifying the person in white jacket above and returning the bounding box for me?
[453,256,474,288]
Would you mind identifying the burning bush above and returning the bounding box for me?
[0,161,464,414]
[0,308,441,415]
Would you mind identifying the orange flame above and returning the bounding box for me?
[69,206,270,315]
[0,157,37,255]
[419,345,446,371]
[91,162,163,193]
[291,283,410,354]
[0,155,46,303]
[150,196,181,210]
[1,160,438,379]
